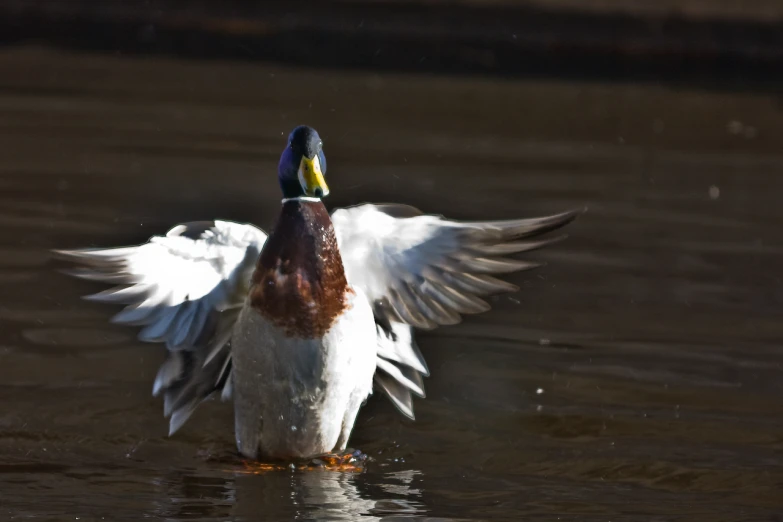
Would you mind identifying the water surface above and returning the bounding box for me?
[0,47,782,520]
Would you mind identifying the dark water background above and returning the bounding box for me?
[0,46,782,520]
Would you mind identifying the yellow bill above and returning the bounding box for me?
[298,154,329,198]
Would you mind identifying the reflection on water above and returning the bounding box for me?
[0,46,782,520]
[150,467,423,520]
[235,469,423,520]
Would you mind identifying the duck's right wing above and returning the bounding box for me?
[53,220,268,434]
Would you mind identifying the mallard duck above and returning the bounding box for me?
[55,125,581,461]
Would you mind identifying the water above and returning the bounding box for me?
[1,46,782,521]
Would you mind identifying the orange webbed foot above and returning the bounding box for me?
[236,449,368,474]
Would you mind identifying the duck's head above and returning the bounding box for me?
[278,125,329,200]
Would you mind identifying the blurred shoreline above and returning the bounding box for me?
[1,0,782,87]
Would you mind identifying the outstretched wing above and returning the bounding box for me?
[53,220,267,434]
[331,203,581,418]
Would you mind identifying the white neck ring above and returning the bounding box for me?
[281,196,321,204]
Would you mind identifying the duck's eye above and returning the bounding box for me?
[317,141,323,150]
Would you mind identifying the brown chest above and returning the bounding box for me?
[249,200,353,339]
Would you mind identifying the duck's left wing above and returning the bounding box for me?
[332,203,580,329]
[331,203,581,418]
[53,220,267,433]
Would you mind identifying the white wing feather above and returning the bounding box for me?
[332,203,580,419]
[53,220,267,433]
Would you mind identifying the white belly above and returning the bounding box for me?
[231,288,376,459]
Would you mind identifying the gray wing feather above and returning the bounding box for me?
[332,204,581,330]
[332,203,581,418]
[53,220,267,434]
